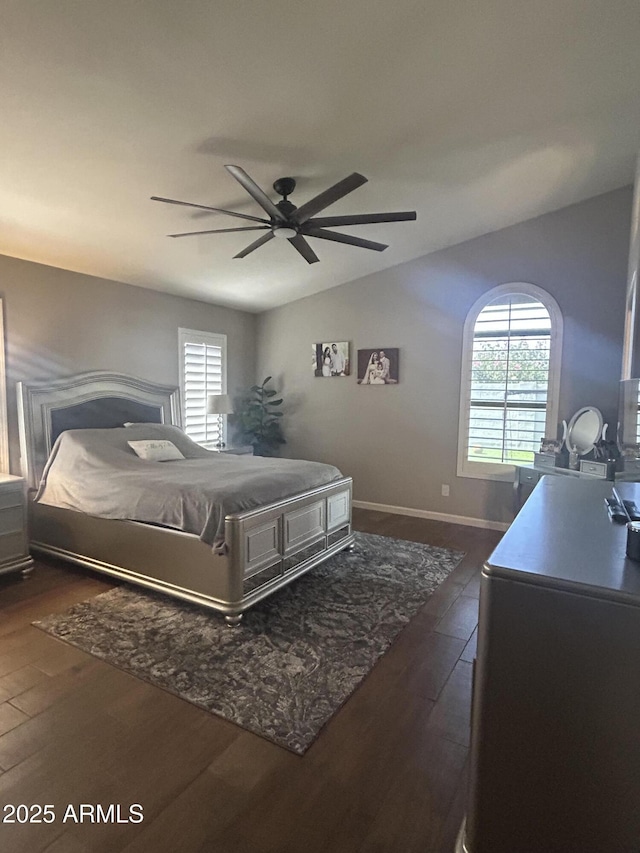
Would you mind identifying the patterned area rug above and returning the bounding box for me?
[34,532,463,754]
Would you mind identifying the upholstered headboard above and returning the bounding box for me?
[17,370,181,488]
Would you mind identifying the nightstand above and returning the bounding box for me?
[0,474,34,578]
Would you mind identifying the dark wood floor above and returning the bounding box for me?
[0,510,502,853]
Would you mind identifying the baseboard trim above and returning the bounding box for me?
[352,500,510,532]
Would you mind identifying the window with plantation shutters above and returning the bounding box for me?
[457,283,562,480]
[178,329,227,446]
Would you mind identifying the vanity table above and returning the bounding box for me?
[513,461,609,512]
[514,405,615,512]
[513,458,640,512]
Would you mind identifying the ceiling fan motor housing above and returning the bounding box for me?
[273,177,296,199]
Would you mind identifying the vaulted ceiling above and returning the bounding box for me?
[2,0,639,312]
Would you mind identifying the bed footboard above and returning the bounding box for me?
[225,477,354,619]
[29,477,354,624]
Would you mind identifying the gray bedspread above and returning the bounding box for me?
[35,424,344,550]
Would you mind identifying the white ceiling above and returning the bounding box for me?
[2,0,639,313]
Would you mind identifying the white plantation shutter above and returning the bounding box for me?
[178,329,227,445]
[457,284,562,480]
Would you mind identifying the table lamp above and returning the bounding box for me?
[206,393,234,449]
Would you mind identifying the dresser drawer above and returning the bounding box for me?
[516,468,542,487]
[0,505,26,533]
[0,488,24,511]
[579,460,608,478]
[0,530,27,562]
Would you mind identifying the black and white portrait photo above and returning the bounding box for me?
[312,341,350,377]
[357,348,399,384]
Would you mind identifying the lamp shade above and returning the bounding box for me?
[206,393,234,415]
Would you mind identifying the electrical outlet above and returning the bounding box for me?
[441,484,450,497]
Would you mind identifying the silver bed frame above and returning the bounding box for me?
[17,371,354,625]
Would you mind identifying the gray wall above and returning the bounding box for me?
[0,254,256,474]
[1,187,629,525]
[256,187,632,525]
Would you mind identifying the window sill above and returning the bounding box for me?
[457,462,516,482]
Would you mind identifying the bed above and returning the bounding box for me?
[17,370,354,625]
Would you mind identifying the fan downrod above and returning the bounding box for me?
[273,177,296,200]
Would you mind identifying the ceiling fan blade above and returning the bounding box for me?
[294,173,368,225]
[224,166,286,222]
[288,234,320,264]
[151,196,268,224]
[234,231,275,259]
[302,227,388,252]
[307,211,417,228]
[169,226,270,238]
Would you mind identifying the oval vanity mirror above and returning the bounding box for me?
[565,406,604,456]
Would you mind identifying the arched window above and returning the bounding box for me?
[457,283,563,480]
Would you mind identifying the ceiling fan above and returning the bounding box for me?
[151,165,416,264]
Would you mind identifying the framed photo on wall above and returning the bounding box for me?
[313,342,350,377]
[357,348,399,384]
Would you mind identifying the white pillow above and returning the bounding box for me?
[127,439,185,462]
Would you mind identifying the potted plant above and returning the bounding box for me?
[233,376,286,457]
